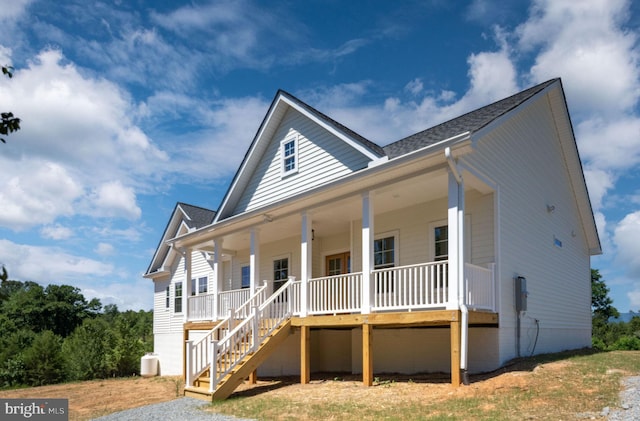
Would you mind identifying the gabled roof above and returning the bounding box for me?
[144,202,216,277]
[383,79,559,158]
[214,89,385,222]
[166,78,599,256]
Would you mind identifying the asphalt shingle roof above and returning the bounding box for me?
[382,79,559,158]
[178,202,216,229]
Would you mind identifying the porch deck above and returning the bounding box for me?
[183,261,498,400]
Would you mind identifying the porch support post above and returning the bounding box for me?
[446,170,460,310]
[184,247,192,323]
[213,239,223,320]
[362,323,373,386]
[300,325,311,384]
[250,228,260,294]
[300,212,312,317]
[361,192,374,315]
[450,312,461,387]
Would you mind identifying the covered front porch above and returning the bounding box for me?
[176,152,500,395]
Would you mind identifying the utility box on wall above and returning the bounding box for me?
[515,276,528,312]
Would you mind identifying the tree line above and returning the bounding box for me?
[0,271,152,389]
[591,268,640,351]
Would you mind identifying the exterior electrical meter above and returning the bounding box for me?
[515,276,528,312]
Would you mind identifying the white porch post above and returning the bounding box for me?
[447,171,461,310]
[184,247,192,322]
[300,211,312,317]
[250,228,260,295]
[361,192,374,314]
[213,239,223,320]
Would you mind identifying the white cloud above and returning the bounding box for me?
[95,242,115,256]
[0,239,113,283]
[518,0,640,117]
[0,0,32,22]
[0,160,83,229]
[577,117,640,172]
[89,181,141,220]
[613,211,640,277]
[0,49,166,229]
[41,224,74,240]
[583,168,615,211]
[163,96,270,180]
[404,78,424,96]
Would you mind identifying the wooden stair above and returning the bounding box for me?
[184,320,293,401]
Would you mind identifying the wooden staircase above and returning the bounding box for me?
[184,320,292,401]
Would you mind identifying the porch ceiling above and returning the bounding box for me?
[194,164,492,252]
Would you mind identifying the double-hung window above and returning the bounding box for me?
[198,277,208,294]
[434,225,448,261]
[174,282,183,313]
[374,234,397,293]
[374,236,396,269]
[281,136,298,177]
[273,257,289,292]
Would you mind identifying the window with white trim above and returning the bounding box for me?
[174,282,183,313]
[273,257,289,292]
[434,225,448,261]
[198,277,208,294]
[374,232,398,293]
[241,266,250,289]
[374,235,396,269]
[281,136,298,176]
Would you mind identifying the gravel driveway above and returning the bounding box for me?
[92,397,255,421]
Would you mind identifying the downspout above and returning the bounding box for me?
[445,147,470,385]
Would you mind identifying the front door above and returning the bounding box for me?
[326,252,351,276]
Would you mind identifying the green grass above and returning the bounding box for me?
[205,350,640,421]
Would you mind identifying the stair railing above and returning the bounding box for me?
[185,281,268,387]
[209,278,295,392]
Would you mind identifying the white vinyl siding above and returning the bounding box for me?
[153,249,214,335]
[233,108,372,215]
[465,94,591,362]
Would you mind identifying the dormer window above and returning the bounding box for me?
[281,135,298,177]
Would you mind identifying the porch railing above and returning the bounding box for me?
[307,273,362,315]
[188,284,269,321]
[464,262,495,311]
[185,282,268,387]
[208,278,294,392]
[372,261,449,311]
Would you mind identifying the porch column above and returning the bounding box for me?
[361,192,374,315]
[250,228,260,294]
[446,171,461,310]
[213,239,223,320]
[184,247,192,323]
[300,212,312,317]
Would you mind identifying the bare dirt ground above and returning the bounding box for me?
[0,354,632,421]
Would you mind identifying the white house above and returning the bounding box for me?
[143,78,601,400]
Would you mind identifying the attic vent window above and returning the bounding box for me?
[281,135,298,177]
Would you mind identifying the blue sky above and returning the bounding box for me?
[0,0,639,312]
